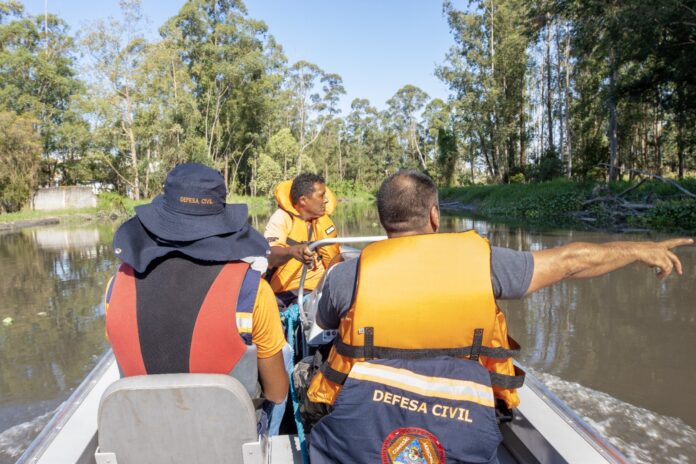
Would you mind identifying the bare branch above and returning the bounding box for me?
[99,154,135,188]
[600,164,696,199]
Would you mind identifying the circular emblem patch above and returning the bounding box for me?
[381,427,446,464]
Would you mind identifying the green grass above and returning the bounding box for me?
[0,193,148,224]
[441,179,590,216]
[0,207,97,224]
[0,190,376,227]
[227,194,274,216]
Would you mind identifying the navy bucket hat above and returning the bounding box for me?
[135,163,246,241]
[113,163,269,273]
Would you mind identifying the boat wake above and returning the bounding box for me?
[532,369,696,463]
[0,410,55,464]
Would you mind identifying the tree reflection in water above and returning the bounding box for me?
[0,225,117,435]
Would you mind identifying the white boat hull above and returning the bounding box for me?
[18,350,628,464]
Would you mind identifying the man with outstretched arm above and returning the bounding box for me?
[300,169,691,464]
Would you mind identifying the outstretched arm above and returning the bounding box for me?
[526,238,693,295]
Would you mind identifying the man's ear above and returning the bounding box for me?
[430,204,440,233]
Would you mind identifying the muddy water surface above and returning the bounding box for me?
[1,206,694,463]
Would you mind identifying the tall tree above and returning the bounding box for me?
[386,85,430,169]
[439,0,530,182]
[286,61,345,172]
[161,0,284,191]
[81,0,147,198]
[0,0,82,185]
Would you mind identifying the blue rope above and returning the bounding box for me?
[281,304,309,464]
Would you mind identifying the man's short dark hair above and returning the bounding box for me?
[290,173,325,205]
[377,170,438,234]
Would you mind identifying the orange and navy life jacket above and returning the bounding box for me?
[309,357,502,464]
[307,231,525,409]
[105,257,260,377]
[268,180,340,293]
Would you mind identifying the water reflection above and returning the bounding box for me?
[442,215,696,427]
[1,207,695,463]
[0,225,115,442]
[32,228,100,250]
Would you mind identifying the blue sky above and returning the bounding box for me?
[21,0,458,115]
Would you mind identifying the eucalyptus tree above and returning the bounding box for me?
[343,98,379,186]
[286,61,345,172]
[606,0,696,179]
[161,0,285,191]
[81,0,148,199]
[439,0,530,182]
[266,128,299,178]
[0,0,82,186]
[386,85,430,169]
[132,30,207,196]
[552,0,627,180]
[423,98,457,185]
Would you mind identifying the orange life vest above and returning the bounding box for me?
[105,261,257,376]
[268,180,340,292]
[307,231,524,409]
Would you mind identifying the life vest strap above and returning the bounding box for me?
[321,360,525,390]
[489,366,526,389]
[321,361,349,385]
[334,336,520,361]
[470,328,484,361]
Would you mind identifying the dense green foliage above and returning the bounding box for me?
[442,178,696,232]
[1,0,695,231]
[442,179,588,219]
[0,111,42,212]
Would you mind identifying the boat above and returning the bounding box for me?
[17,237,631,464]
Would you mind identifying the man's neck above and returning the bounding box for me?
[387,228,435,238]
[297,212,315,222]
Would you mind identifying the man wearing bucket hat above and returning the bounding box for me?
[104,163,289,418]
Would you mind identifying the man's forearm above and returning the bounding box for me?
[562,242,647,279]
[268,245,293,268]
[527,238,692,294]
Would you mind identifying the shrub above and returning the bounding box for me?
[331,180,374,201]
[251,154,282,196]
[528,148,563,183]
[97,192,131,216]
[640,200,696,232]
[509,172,525,184]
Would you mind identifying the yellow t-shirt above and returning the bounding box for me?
[252,279,287,358]
[104,273,285,359]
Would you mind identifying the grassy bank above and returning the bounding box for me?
[0,191,374,227]
[440,178,696,233]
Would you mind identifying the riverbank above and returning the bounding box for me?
[0,210,105,232]
[0,193,374,232]
[440,178,696,233]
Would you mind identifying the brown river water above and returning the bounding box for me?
[1,204,695,463]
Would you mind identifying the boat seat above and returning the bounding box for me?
[95,374,266,464]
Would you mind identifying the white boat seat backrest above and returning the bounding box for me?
[97,374,263,464]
